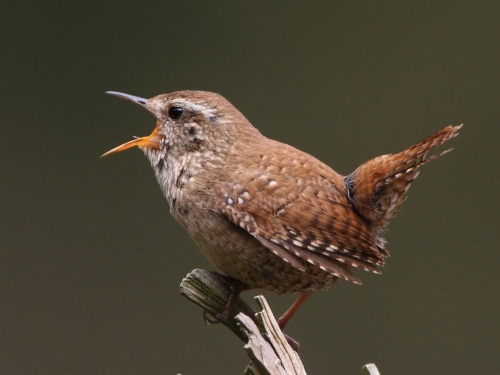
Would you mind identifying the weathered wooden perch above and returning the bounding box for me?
[238,296,307,375]
[179,268,258,342]
[179,268,381,375]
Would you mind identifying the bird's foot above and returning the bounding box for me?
[282,332,301,351]
[203,272,248,324]
[202,272,304,351]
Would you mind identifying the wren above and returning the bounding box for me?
[102,90,461,344]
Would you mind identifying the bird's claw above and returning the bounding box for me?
[203,309,229,325]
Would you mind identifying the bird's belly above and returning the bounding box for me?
[173,206,338,294]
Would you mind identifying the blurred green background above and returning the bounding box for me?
[1,1,498,374]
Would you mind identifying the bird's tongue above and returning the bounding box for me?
[101,122,161,157]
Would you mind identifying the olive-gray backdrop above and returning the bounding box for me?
[1,1,497,374]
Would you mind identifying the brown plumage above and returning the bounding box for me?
[103,90,461,342]
[346,125,460,233]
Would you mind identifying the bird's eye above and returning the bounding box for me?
[168,106,184,120]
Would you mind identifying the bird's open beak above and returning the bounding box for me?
[101,91,160,157]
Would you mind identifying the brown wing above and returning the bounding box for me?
[218,142,386,284]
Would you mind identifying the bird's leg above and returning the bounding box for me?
[203,272,248,324]
[276,292,312,351]
[278,292,312,330]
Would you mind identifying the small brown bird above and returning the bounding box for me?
[102,90,460,346]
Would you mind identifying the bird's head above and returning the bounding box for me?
[102,90,261,162]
